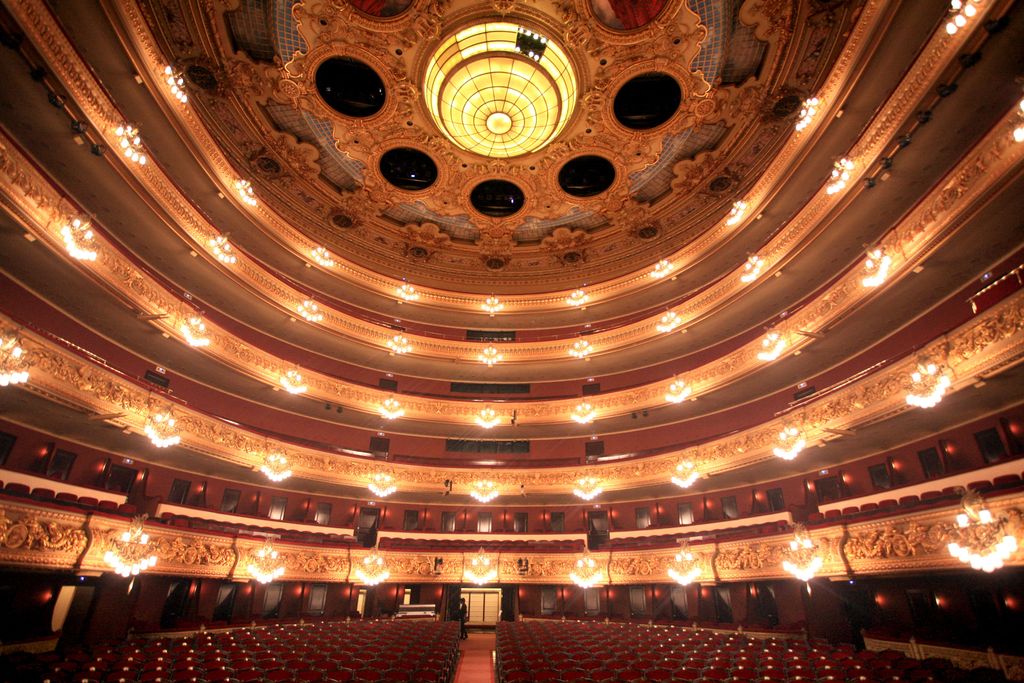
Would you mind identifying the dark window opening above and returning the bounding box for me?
[167,479,191,505]
[220,489,240,513]
[975,428,1007,463]
[918,447,945,479]
[45,449,77,481]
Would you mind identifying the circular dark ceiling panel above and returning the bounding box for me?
[379,148,438,191]
[470,180,525,217]
[558,155,616,197]
[315,57,386,118]
[613,73,681,130]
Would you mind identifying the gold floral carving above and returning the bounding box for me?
[0,506,87,562]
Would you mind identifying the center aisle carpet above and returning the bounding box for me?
[453,632,496,683]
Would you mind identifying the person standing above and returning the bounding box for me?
[458,597,468,640]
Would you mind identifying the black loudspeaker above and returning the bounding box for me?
[144,369,170,389]
[379,378,398,391]
[369,437,390,457]
[582,383,601,396]
[793,385,816,400]
[585,440,605,457]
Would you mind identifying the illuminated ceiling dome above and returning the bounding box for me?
[424,22,577,158]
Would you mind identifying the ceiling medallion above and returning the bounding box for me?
[423,22,578,158]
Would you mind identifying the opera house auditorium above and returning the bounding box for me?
[0,0,1023,680]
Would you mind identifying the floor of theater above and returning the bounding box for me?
[454,632,496,683]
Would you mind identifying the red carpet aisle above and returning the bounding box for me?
[454,633,496,683]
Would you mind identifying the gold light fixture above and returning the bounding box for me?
[572,477,602,500]
[861,246,892,287]
[726,200,748,226]
[0,332,30,387]
[946,0,982,35]
[180,315,210,347]
[475,407,501,429]
[651,259,674,279]
[469,480,499,503]
[794,97,820,132]
[355,548,391,586]
[756,330,786,361]
[482,296,504,315]
[569,552,603,589]
[464,548,498,584]
[568,339,592,359]
[773,424,806,461]
[665,378,692,404]
[235,179,257,206]
[1014,97,1024,143]
[905,360,951,408]
[424,22,577,158]
[379,397,405,420]
[671,461,700,489]
[260,451,292,482]
[668,540,701,585]
[104,515,158,577]
[368,472,397,498]
[479,345,503,366]
[144,407,181,448]
[826,158,854,195]
[248,539,285,584]
[947,489,1018,572]
[115,124,146,165]
[297,299,323,323]
[311,246,335,267]
[396,283,419,301]
[163,66,188,104]
[740,254,765,283]
[279,368,307,394]
[61,217,98,261]
[570,402,596,424]
[208,235,237,264]
[782,524,823,582]
[656,311,682,333]
[387,334,412,355]
[567,289,589,307]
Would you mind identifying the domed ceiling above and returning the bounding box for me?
[142,0,855,292]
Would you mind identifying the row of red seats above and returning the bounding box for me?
[0,481,137,516]
[378,537,585,553]
[156,512,356,547]
[608,521,791,552]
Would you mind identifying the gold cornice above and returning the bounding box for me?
[2,495,1021,582]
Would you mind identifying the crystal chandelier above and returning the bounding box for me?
[569,552,603,589]
[115,124,146,165]
[726,200,748,226]
[464,548,498,585]
[379,397,405,420]
[570,402,596,424]
[104,515,158,577]
[163,66,187,103]
[795,97,820,132]
[396,283,419,301]
[61,217,98,261]
[297,299,323,323]
[651,259,674,279]
[0,332,30,387]
[861,246,892,288]
[469,480,499,503]
[248,539,285,584]
[311,246,335,267]
[180,315,210,347]
[208,235,237,264]
[387,334,412,355]
[572,477,603,500]
[756,331,786,361]
[479,345,503,366]
[568,339,592,359]
[1015,97,1024,144]
[235,179,257,206]
[905,361,951,409]
[773,425,806,461]
[782,524,823,582]
[656,311,682,333]
[671,461,700,489]
[665,378,692,404]
[145,408,181,448]
[668,540,701,585]
[475,407,501,429]
[279,369,307,394]
[567,289,589,307]
[740,254,765,283]
[355,548,391,586]
[482,296,504,315]
[945,0,981,35]
[825,158,854,195]
[368,472,397,497]
[260,451,292,482]
[947,489,1019,572]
